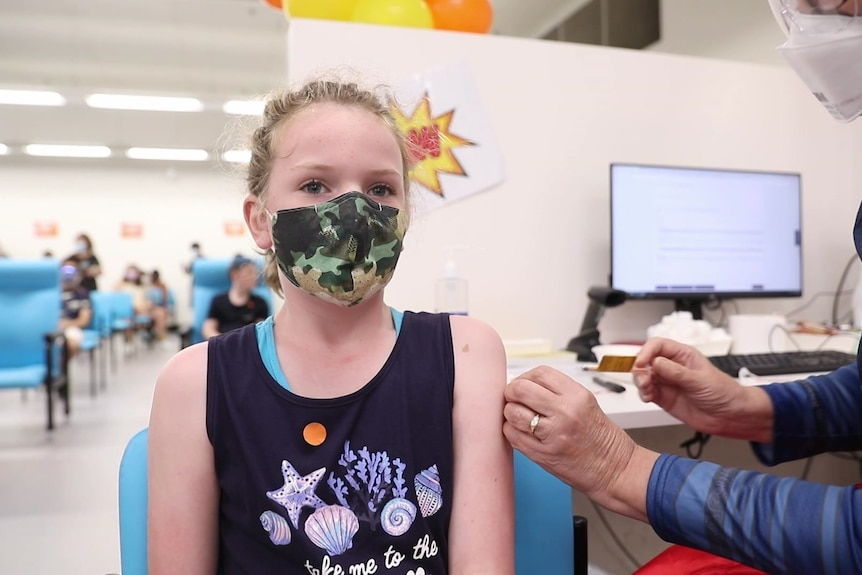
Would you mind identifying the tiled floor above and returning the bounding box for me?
[0,339,175,575]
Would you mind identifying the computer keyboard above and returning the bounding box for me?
[709,350,857,377]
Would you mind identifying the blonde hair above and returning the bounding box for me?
[246,78,412,296]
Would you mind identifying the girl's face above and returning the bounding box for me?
[265,102,407,213]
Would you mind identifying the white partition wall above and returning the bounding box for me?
[287,19,861,346]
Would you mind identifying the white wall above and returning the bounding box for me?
[0,163,261,325]
[286,19,861,347]
[650,0,787,67]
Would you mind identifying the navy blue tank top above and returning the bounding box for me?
[206,311,455,574]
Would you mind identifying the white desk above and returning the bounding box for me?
[506,354,819,431]
[506,356,679,430]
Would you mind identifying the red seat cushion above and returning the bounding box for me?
[634,545,768,575]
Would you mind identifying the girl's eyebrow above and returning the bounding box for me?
[290,163,401,177]
[290,162,334,171]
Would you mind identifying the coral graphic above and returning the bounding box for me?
[266,460,327,528]
[327,441,410,532]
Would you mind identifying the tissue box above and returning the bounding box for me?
[647,311,733,357]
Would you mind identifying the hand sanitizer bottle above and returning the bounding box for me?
[435,249,468,316]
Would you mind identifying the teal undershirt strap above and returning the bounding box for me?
[255,308,404,392]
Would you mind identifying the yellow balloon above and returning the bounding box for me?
[352,0,434,28]
[283,0,359,21]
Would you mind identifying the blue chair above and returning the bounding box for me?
[119,430,585,574]
[0,259,69,430]
[184,258,272,347]
[83,291,113,393]
[118,428,149,575]
[105,290,145,369]
[514,451,581,573]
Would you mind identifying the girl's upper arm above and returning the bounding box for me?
[447,315,515,575]
[147,343,219,575]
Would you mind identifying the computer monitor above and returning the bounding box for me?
[609,163,802,320]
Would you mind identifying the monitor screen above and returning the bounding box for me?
[610,163,802,317]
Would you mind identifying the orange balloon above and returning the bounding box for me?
[262,0,282,9]
[426,0,493,33]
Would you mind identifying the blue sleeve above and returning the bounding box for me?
[752,363,862,465]
[647,453,862,574]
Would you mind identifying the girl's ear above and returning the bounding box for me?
[243,196,273,250]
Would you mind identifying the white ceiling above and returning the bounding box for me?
[0,0,591,161]
[0,0,589,97]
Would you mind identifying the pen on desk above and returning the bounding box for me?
[592,376,627,393]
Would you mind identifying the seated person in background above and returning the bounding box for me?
[114,263,151,345]
[145,269,171,343]
[202,255,269,340]
[115,264,149,315]
[60,261,92,359]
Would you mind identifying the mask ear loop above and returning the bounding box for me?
[770,0,793,35]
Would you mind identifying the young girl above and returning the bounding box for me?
[147,78,515,574]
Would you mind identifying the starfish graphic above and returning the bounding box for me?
[266,460,327,528]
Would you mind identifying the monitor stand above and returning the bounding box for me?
[674,298,705,321]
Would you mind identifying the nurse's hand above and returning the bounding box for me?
[503,365,658,521]
[635,338,774,443]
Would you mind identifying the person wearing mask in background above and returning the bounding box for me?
[60,260,92,360]
[503,1,862,574]
[184,241,204,306]
[183,241,203,275]
[115,264,149,316]
[201,255,269,340]
[147,78,514,574]
[65,233,101,293]
[113,264,152,348]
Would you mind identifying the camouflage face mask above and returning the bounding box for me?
[270,191,406,307]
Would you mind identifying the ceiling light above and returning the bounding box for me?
[126,147,209,161]
[24,144,111,158]
[0,89,66,106]
[86,94,204,112]
[223,149,251,163]
[223,99,265,116]
[0,144,8,155]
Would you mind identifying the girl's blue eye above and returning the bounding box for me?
[301,181,326,194]
[368,184,393,197]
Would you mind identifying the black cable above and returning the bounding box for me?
[785,290,853,323]
[701,301,723,327]
[768,323,803,352]
[831,254,858,326]
[800,456,814,481]
[829,451,862,462]
[680,431,711,458]
[727,299,740,315]
[587,497,642,570]
[703,299,727,328]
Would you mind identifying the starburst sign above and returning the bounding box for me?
[391,94,474,197]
